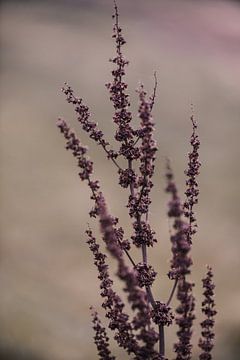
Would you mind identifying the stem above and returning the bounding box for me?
[100,140,122,170]
[149,71,158,112]
[133,136,140,146]
[128,156,165,356]
[159,325,165,357]
[119,240,136,267]
[167,278,178,306]
[146,285,156,308]
[128,159,135,197]
[142,243,147,264]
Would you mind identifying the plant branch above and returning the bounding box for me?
[167,278,178,306]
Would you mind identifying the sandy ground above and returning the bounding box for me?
[0,0,240,359]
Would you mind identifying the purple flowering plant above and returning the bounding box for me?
[57,2,217,359]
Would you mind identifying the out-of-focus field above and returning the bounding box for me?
[0,0,240,359]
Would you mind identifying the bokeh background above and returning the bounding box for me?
[1,0,240,359]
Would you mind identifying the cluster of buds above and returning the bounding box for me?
[91,308,115,360]
[57,118,93,181]
[131,220,157,247]
[134,263,157,288]
[118,168,138,188]
[62,85,104,145]
[151,302,174,327]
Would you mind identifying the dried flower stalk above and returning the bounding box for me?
[57,2,217,359]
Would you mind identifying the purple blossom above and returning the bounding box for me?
[171,116,200,360]
[165,161,192,280]
[137,84,158,179]
[198,266,217,360]
[117,263,160,359]
[91,308,116,360]
[62,83,120,168]
[57,118,94,182]
[127,84,158,220]
[106,1,136,161]
[183,115,201,243]
[98,195,160,357]
[86,228,139,354]
[165,155,198,360]
[97,194,124,261]
[174,279,195,360]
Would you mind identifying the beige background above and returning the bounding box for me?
[0,0,240,359]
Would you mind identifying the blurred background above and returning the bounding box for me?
[0,0,240,359]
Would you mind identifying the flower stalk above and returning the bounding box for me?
[57,2,217,359]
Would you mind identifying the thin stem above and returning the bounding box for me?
[100,139,122,170]
[128,159,135,197]
[146,285,156,308]
[159,325,165,357]
[132,135,140,147]
[166,278,178,306]
[118,240,136,267]
[142,243,147,264]
[114,0,121,57]
[149,71,158,112]
[135,179,147,208]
